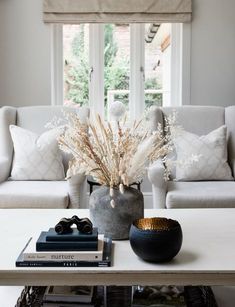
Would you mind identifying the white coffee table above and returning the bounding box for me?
[0,209,235,286]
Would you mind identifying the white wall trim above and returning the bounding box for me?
[170,23,191,106]
[51,24,63,106]
[89,24,104,118]
[181,23,191,105]
[130,24,145,120]
[170,24,181,106]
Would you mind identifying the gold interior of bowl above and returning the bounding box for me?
[134,217,179,231]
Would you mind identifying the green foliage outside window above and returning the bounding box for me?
[64,25,162,108]
[64,24,89,105]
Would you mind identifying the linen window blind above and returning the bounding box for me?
[43,0,192,23]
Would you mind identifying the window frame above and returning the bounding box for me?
[51,23,191,113]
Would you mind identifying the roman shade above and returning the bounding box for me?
[43,0,192,23]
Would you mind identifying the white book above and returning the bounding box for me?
[23,235,104,262]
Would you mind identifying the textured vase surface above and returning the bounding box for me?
[89,186,144,240]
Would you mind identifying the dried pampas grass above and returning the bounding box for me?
[58,113,174,188]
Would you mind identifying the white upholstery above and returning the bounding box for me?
[225,106,235,177]
[68,174,87,209]
[162,106,225,136]
[0,107,16,180]
[16,106,89,173]
[148,160,166,209]
[0,156,10,184]
[173,126,233,181]
[166,181,235,209]
[148,106,235,209]
[10,125,65,180]
[146,106,164,132]
[0,181,69,209]
[0,106,89,208]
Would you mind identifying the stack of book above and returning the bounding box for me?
[16,227,112,267]
[42,285,102,307]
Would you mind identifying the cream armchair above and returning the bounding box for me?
[0,105,89,209]
[148,106,235,209]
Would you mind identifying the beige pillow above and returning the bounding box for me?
[10,125,65,180]
[173,125,233,181]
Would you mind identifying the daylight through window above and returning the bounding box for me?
[63,23,173,118]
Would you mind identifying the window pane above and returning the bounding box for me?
[104,24,130,118]
[63,24,89,106]
[144,24,165,109]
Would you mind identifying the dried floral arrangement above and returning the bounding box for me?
[58,112,176,192]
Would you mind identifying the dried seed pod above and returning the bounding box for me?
[110,187,114,197]
[119,183,124,194]
[110,199,115,208]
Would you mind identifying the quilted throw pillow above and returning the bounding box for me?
[10,125,65,180]
[173,125,233,181]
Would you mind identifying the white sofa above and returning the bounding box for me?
[148,105,235,209]
[0,106,89,209]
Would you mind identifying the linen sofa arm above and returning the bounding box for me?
[67,173,87,209]
[148,160,167,209]
[0,156,10,183]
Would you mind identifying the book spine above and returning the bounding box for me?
[15,260,110,267]
[46,235,98,242]
[23,252,102,262]
[36,241,98,252]
[101,237,112,265]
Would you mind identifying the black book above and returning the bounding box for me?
[46,228,98,242]
[16,237,112,267]
[36,232,98,251]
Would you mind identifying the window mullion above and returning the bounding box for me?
[170,23,182,106]
[130,24,145,120]
[89,24,104,118]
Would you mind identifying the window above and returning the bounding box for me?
[104,24,130,118]
[144,23,164,109]
[52,23,189,119]
[64,24,89,106]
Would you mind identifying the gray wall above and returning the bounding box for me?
[190,0,235,106]
[0,0,235,107]
[0,0,51,107]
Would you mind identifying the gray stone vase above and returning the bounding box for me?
[89,186,144,240]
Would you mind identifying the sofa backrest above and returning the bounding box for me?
[16,106,89,134]
[0,107,17,178]
[17,106,89,174]
[225,106,235,177]
[0,105,89,178]
[161,106,225,135]
[148,105,235,179]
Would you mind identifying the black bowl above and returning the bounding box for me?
[129,217,183,262]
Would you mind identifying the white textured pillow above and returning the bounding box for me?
[10,125,65,180]
[173,126,233,181]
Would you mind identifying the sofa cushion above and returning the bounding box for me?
[16,106,90,173]
[166,181,235,208]
[173,126,233,181]
[0,181,69,208]
[10,125,65,181]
